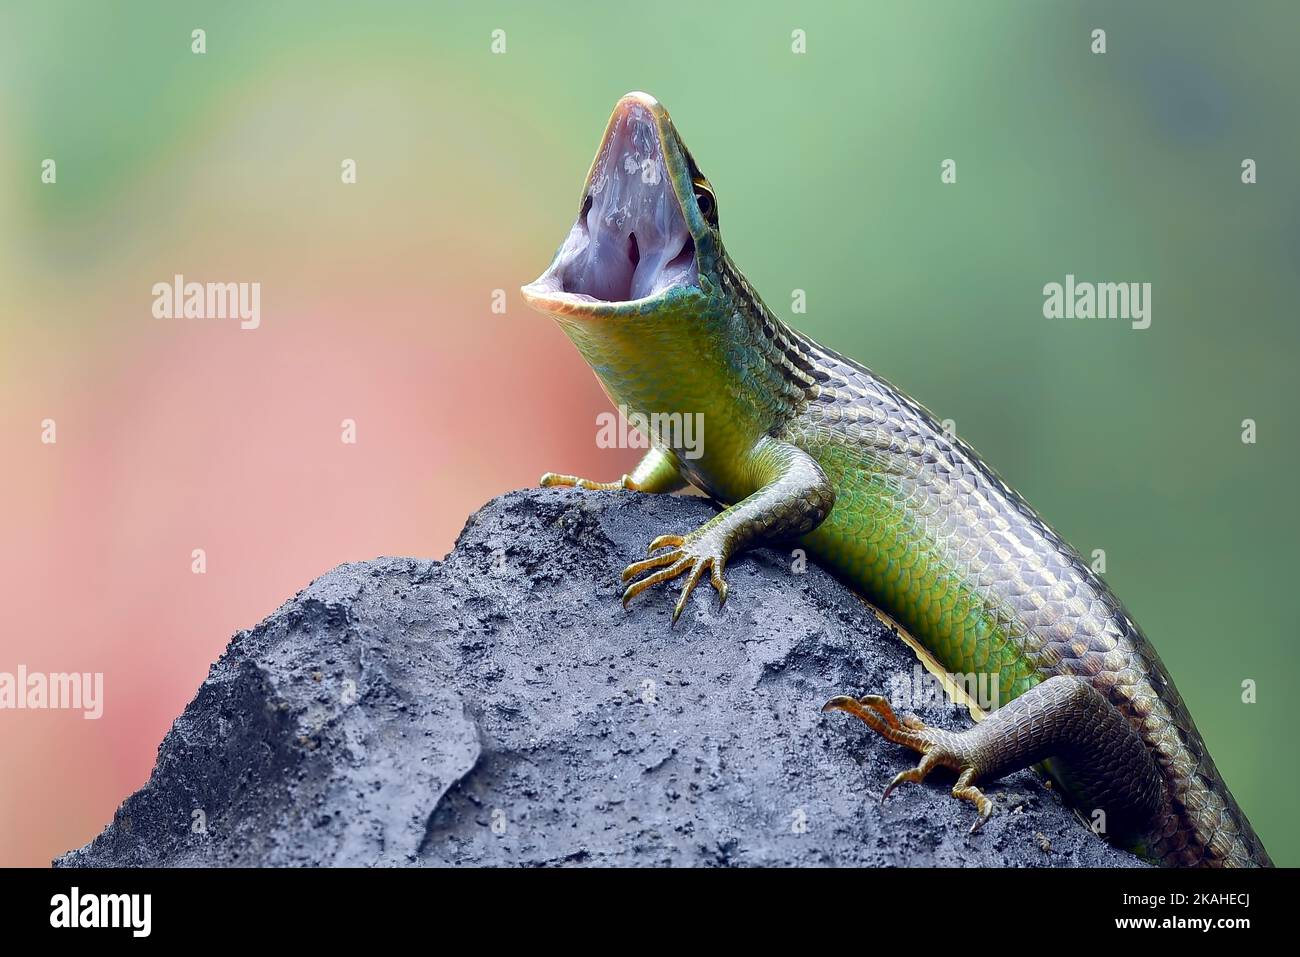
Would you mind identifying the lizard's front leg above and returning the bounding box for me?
[541,446,687,494]
[621,437,835,622]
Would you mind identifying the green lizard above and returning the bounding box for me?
[521,92,1271,867]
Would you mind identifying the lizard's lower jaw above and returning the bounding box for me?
[521,93,699,318]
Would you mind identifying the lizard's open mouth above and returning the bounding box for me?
[522,93,699,313]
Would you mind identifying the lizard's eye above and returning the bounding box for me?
[693,179,718,227]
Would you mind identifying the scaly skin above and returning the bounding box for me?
[522,93,1271,867]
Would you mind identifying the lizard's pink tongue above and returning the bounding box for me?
[559,102,693,303]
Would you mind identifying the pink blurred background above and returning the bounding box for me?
[0,4,650,866]
[1,292,628,866]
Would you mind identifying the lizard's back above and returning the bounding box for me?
[781,334,1269,867]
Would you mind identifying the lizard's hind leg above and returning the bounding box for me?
[824,676,1163,837]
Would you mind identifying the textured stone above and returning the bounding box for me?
[58,488,1144,868]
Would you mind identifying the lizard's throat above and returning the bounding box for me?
[522,100,699,312]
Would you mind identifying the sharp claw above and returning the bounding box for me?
[671,561,709,624]
[882,771,908,803]
[821,695,872,726]
[647,534,684,553]
[821,695,858,714]
[671,593,687,624]
[621,551,680,582]
[711,569,728,606]
[621,557,691,607]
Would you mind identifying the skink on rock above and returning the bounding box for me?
[521,93,1271,867]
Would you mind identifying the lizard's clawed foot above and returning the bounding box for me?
[822,693,994,833]
[620,530,731,623]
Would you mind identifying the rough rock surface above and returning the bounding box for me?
[58,489,1144,867]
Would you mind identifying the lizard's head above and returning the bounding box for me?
[521,92,721,322]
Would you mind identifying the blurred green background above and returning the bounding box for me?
[1,1,1295,866]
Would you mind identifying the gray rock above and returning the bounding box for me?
[57,488,1145,868]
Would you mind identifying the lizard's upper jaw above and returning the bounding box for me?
[521,92,700,318]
